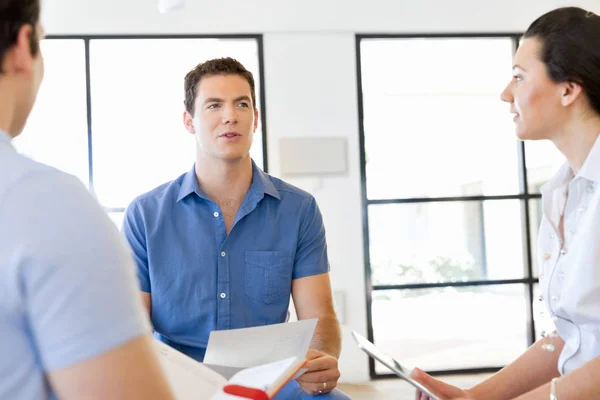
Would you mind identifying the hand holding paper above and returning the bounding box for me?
[155,319,319,399]
[296,348,341,395]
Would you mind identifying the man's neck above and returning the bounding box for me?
[0,81,17,137]
[195,155,253,201]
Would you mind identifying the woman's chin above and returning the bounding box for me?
[515,124,539,141]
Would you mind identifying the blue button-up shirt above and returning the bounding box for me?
[123,162,329,361]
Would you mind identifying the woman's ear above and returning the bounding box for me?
[560,81,583,107]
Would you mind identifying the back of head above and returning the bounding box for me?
[524,7,600,116]
[183,57,256,115]
[0,0,41,73]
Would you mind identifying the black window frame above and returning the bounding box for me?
[356,32,541,378]
[45,33,268,214]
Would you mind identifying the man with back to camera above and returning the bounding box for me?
[0,0,177,398]
[123,57,351,399]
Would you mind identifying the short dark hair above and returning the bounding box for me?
[184,57,256,115]
[0,0,41,73]
[524,7,600,115]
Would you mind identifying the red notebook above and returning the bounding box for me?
[221,357,307,399]
[154,340,307,400]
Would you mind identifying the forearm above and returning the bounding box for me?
[310,314,342,358]
[469,338,563,400]
[512,355,600,400]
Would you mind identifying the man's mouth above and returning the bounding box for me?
[220,132,241,138]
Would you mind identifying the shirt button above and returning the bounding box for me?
[543,253,551,260]
[552,295,560,301]
[579,206,586,212]
[220,293,227,299]
[552,315,559,321]
[221,251,226,257]
[214,212,220,217]
[549,233,556,239]
[538,295,544,302]
[557,272,565,279]
[560,249,567,255]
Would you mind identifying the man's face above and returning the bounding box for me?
[184,74,258,163]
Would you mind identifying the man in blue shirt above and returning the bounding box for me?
[123,57,350,399]
[0,1,175,399]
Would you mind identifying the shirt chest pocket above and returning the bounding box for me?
[245,251,293,305]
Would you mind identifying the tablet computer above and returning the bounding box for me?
[351,331,440,400]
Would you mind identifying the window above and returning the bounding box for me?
[358,35,543,376]
[14,40,89,186]
[15,35,267,228]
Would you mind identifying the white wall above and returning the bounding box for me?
[45,0,599,34]
[44,0,600,383]
[263,33,368,383]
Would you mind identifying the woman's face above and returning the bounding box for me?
[500,38,567,141]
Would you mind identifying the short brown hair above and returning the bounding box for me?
[184,57,256,114]
[0,0,41,73]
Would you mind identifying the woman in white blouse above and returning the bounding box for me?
[412,6,600,400]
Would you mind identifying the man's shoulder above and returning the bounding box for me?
[0,149,84,203]
[263,172,315,202]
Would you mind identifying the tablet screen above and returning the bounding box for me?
[351,331,440,400]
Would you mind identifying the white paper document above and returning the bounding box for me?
[154,340,226,400]
[203,318,318,368]
[155,319,318,399]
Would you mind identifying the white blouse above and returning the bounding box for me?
[538,135,600,375]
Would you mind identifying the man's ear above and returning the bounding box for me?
[183,110,195,135]
[12,24,37,74]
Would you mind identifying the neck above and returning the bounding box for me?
[0,81,17,137]
[195,153,253,200]
[551,114,600,175]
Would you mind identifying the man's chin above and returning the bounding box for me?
[219,153,251,164]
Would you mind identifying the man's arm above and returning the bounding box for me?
[142,291,152,321]
[292,273,341,358]
[292,273,342,395]
[290,195,342,395]
[4,171,174,399]
[49,335,174,400]
[122,201,153,321]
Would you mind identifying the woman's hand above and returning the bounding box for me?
[411,367,476,400]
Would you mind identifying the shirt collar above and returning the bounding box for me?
[577,134,600,183]
[540,134,600,197]
[176,160,281,203]
[540,161,573,198]
[0,129,13,149]
[252,161,281,200]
